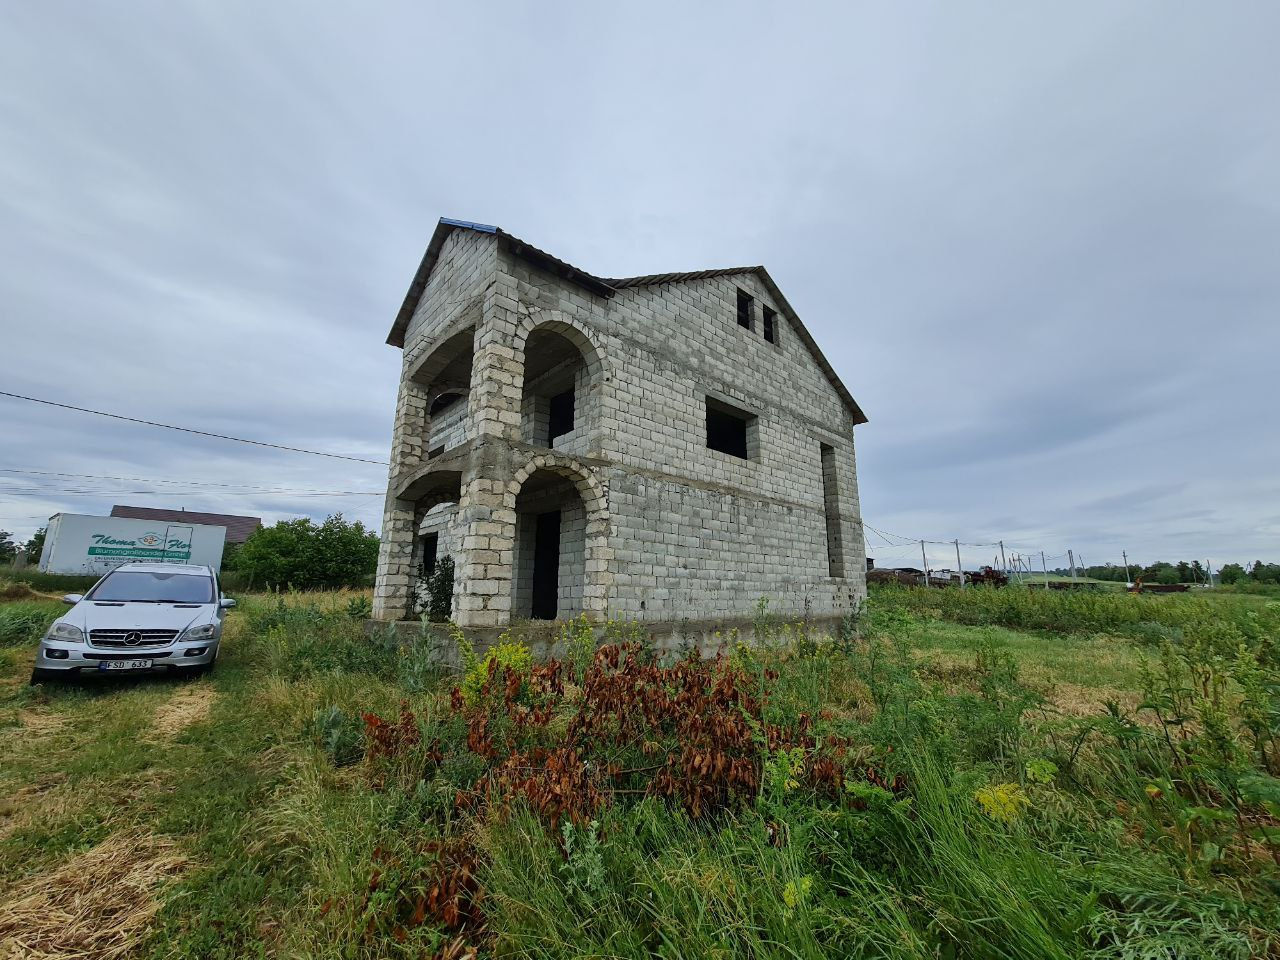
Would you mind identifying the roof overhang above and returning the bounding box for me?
[386,219,866,426]
[387,218,616,348]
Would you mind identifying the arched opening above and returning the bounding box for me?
[408,326,474,459]
[396,468,462,620]
[520,326,599,451]
[513,468,589,620]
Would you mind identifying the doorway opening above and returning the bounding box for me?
[514,469,586,620]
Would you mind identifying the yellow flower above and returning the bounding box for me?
[782,875,814,915]
[975,783,1029,824]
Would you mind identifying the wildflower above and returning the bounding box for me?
[782,875,814,915]
[975,783,1029,824]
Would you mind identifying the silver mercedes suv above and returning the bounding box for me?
[32,562,235,683]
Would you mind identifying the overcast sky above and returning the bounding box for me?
[2,2,1277,572]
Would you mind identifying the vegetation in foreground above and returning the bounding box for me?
[0,584,1277,959]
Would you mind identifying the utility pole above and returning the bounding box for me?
[1068,549,1077,582]
[1122,550,1131,585]
[955,539,964,588]
[1041,551,1049,590]
[920,540,928,586]
[1205,559,1215,589]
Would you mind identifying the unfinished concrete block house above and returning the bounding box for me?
[373,218,868,635]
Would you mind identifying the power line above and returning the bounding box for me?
[0,488,381,498]
[0,468,382,496]
[0,390,388,465]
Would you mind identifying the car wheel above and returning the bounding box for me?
[30,667,62,685]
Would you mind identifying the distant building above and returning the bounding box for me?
[110,506,262,545]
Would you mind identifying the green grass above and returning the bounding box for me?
[0,566,100,595]
[0,587,1277,958]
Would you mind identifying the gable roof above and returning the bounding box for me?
[387,218,867,426]
[110,505,263,544]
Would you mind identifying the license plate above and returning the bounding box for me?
[98,659,154,671]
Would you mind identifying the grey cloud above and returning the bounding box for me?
[1,1,1277,572]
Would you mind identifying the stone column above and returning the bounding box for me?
[452,470,516,628]
[451,282,524,626]
[372,375,431,620]
[372,494,416,620]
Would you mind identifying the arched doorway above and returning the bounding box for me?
[508,455,610,621]
[518,319,604,451]
[394,467,462,619]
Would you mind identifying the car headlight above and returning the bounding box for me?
[47,622,84,642]
[183,623,216,641]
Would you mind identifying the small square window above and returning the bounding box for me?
[736,289,754,330]
[705,396,757,460]
[762,306,778,344]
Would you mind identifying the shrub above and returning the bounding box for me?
[307,705,364,766]
[458,634,533,707]
[424,555,454,622]
[231,514,379,590]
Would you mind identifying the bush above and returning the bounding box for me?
[231,514,379,590]
[424,555,454,623]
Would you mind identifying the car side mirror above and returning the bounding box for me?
[219,597,237,610]
[62,594,83,605]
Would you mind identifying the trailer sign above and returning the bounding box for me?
[86,531,192,561]
[38,514,225,574]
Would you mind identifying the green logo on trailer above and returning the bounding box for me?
[86,531,192,560]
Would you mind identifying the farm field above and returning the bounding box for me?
[1,581,1278,959]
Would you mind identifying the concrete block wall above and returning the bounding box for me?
[426,399,468,454]
[374,229,494,620]
[375,226,866,627]
[498,254,865,622]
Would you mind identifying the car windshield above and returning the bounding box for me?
[88,571,214,604]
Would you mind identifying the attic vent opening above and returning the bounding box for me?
[705,396,757,461]
[762,306,778,345]
[736,289,754,330]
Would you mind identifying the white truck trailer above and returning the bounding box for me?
[38,513,228,576]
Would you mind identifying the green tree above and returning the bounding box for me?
[0,530,15,562]
[23,527,46,561]
[1218,563,1246,585]
[1175,561,1191,583]
[231,514,379,590]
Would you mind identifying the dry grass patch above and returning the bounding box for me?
[0,831,188,959]
[1044,682,1142,718]
[0,775,71,843]
[16,709,66,738]
[0,583,57,603]
[148,683,216,740]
